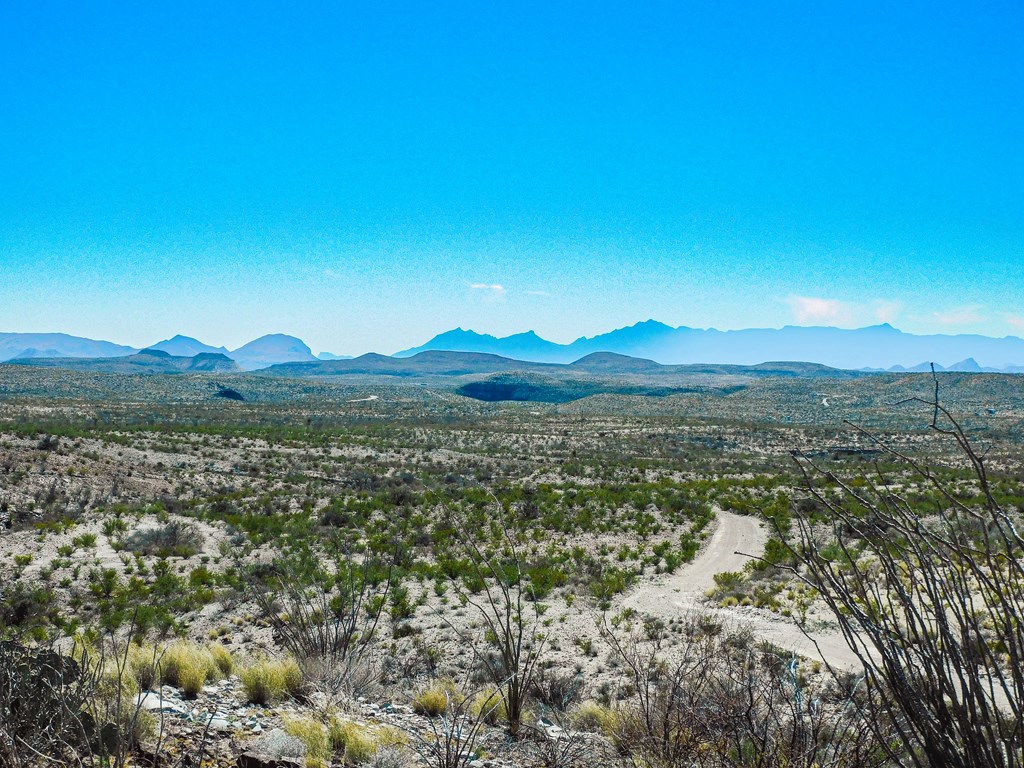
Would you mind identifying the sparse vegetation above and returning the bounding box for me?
[2,369,1024,765]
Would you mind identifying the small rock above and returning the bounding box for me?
[135,693,187,715]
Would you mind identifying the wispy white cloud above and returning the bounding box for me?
[525,290,550,296]
[785,295,855,325]
[1003,313,1024,332]
[873,300,903,324]
[469,283,506,296]
[932,305,985,325]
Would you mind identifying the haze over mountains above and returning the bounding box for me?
[397,322,1024,372]
[3,322,1024,372]
[0,332,319,371]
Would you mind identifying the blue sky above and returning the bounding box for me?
[1,1,1022,355]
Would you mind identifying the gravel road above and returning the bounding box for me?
[618,510,865,669]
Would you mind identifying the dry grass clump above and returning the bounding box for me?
[158,641,231,698]
[208,642,234,676]
[328,718,408,766]
[284,716,330,768]
[328,719,376,764]
[412,679,461,717]
[74,644,158,751]
[469,685,507,725]
[569,700,620,737]
[125,641,232,697]
[240,656,303,705]
[126,645,160,691]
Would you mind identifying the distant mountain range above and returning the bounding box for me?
[0,332,320,370]
[4,322,1024,372]
[0,333,136,362]
[8,349,241,374]
[397,322,1024,371]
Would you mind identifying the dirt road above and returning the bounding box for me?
[618,510,864,669]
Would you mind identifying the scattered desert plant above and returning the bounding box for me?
[0,641,96,767]
[444,501,548,737]
[782,381,1024,768]
[244,538,393,697]
[408,683,499,768]
[124,519,205,557]
[602,611,882,768]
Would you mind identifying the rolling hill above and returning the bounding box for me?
[7,349,241,374]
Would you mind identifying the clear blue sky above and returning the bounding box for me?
[1,1,1022,354]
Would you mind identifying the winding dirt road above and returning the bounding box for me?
[617,510,864,669]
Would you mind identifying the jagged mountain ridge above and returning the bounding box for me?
[5,322,1024,371]
[397,322,1024,370]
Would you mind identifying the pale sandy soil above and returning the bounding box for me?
[618,510,864,669]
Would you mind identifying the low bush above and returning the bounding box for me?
[124,519,205,558]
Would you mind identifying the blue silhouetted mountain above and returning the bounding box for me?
[395,322,1024,370]
[229,334,318,370]
[9,349,240,373]
[0,333,137,362]
[317,352,353,361]
[396,328,567,361]
[146,335,229,357]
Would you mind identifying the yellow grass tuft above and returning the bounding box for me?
[284,716,330,768]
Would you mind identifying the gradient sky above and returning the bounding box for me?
[2,1,1022,355]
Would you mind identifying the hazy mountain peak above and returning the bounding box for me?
[0,332,137,362]
[147,335,229,357]
[229,334,317,370]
